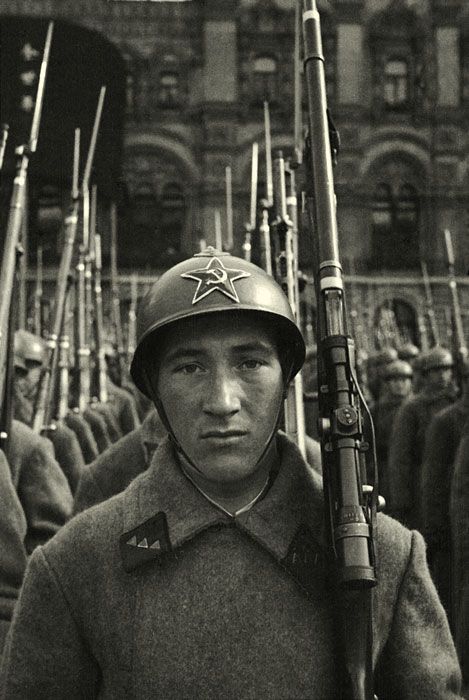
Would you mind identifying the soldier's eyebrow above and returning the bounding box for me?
[230,341,276,355]
[162,340,276,364]
[162,347,207,363]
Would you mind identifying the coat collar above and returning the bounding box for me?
[140,409,167,463]
[121,432,326,568]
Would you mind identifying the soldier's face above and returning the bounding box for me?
[157,314,284,483]
[426,367,452,391]
[387,377,412,398]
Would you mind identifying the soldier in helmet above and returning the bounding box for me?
[13,330,44,407]
[366,347,398,403]
[1,250,461,698]
[371,359,413,509]
[397,342,419,366]
[450,417,469,690]
[421,361,469,623]
[12,330,86,495]
[388,346,456,530]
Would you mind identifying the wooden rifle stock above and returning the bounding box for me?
[443,229,468,387]
[32,128,81,433]
[127,275,138,361]
[242,142,258,262]
[0,124,8,172]
[74,86,106,413]
[0,22,53,432]
[302,2,377,698]
[110,202,126,384]
[421,261,440,346]
[272,151,306,458]
[33,245,43,337]
[91,185,108,404]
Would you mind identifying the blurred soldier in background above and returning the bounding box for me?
[13,330,85,494]
[388,346,456,530]
[450,421,469,693]
[367,347,398,403]
[0,450,27,654]
[422,362,469,624]
[372,359,413,510]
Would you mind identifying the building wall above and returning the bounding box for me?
[1,0,469,346]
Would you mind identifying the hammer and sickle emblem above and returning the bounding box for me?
[206,268,227,285]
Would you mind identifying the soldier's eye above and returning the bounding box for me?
[178,363,203,375]
[239,359,263,370]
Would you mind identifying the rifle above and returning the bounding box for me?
[0,21,54,444]
[90,184,108,404]
[32,128,81,433]
[127,274,138,361]
[272,150,306,458]
[421,261,440,347]
[33,245,43,336]
[302,3,377,698]
[57,287,72,422]
[242,142,258,262]
[347,261,370,401]
[74,86,106,414]
[259,102,273,275]
[110,202,126,385]
[225,165,233,251]
[214,210,222,251]
[0,124,8,172]
[443,228,468,389]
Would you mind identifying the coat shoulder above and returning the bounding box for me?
[85,428,146,493]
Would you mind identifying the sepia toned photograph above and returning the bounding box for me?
[0,0,467,697]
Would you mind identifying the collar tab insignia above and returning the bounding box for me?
[181,256,250,305]
[120,512,171,572]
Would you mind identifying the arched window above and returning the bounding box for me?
[158,71,180,108]
[372,183,393,229]
[371,181,420,270]
[160,183,185,258]
[384,57,409,107]
[396,184,419,228]
[133,184,159,229]
[252,55,278,104]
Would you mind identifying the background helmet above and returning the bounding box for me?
[14,330,45,365]
[130,248,305,398]
[419,346,453,374]
[373,347,398,368]
[383,359,413,380]
[397,342,419,362]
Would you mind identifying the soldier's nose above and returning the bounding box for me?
[203,373,241,416]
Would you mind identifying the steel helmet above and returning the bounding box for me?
[383,359,413,380]
[397,342,419,361]
[420,346,453,373]
[373,348,398,367]
[130,248,306,398]
[14,330,45,365]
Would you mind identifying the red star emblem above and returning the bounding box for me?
[181,257,251,305]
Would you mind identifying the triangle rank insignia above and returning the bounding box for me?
[181,256,251,305]
[119,512,171,573]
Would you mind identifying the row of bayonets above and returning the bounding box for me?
[0,20,308,457]
[0,22,140,450]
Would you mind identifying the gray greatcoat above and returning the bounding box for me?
[7,420,72,554]
[0,451,27,653]
[1,434,462,699]
[388,387,455,529]
[421,399,469,622]
[450,423,469,687]
[73,409,164,514]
